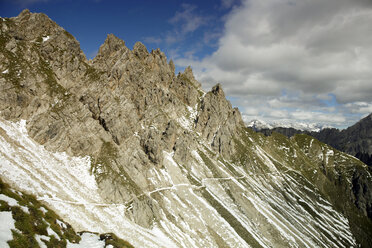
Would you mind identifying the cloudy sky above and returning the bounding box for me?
[1,0,372,128]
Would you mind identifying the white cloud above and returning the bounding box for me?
[143,36,162,44]
[169,3,208,34]
[178,0,372,128]
[345,102,372,114]
[146,3,211,58]
[164,3,211,46]
[220,0,239,9]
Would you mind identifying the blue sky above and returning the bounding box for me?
[1,0,372,129]
[0,0,231,61]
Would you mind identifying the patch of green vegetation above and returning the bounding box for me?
[101,233,135,248]
[0,178,82,247]
[198,149,222,178]
[292,134,314,152]
[37,57,71,113]
[232,136,248,166]
[232,131,278,175]
[287,135,372,247]
[43,235,67,248]
[0,199,10,211]
[231,128,265,170]
[39,58,65,95]
[92,141,118,172]
[118,167,143,196]
[12,206,36,235]
[201,189,263,248]
[0,34,27,91]
[0,180,23,203]
[8,229,38,248]
[29,206,48,235]
[92,141,143,196]
[261,132,298,168]
[84,63,102,81]
[217,157,242,178]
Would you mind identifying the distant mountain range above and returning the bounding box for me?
[251,114,372,167]
[247,119,330,132]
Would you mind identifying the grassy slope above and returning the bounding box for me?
[0,178,134,248]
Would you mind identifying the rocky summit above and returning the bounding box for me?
[1,10,372,248]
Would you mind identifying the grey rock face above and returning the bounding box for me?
[1,9,244,199]
[196,83,244,158]
[1,10,372,248]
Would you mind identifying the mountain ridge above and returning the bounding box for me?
[254,113,372,168]
[1,9,372,247]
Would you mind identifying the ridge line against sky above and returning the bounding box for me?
[1,0,372,129]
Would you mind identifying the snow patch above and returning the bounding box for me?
[0,194,18,206]
[39,207,48,214]
[20,206,29,214]
[67,233,105,248]
[42,36,50,42]
[325,149,334,164]
[47,226,60,240]
[151,225,177,248]
[35,234,49,248]
[177,115,193,131]
[0,211,15,247]
[0,118,175,248]
[247,119,328,132]
[56,219,67,229]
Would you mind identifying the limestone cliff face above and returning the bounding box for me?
[1,10,372,248]
[196,83,244,158]
[0,9,109,157]
[0,9,244,207]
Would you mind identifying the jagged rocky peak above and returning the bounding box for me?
[3,9,87,83]
[183,66,195,80]
[196,82,244,158]
[211,83,224,96]
[168,59,175,74]
[177,66,201,88]
[92,35,174,85]
[6,9,60,40]
[133,41,148,59]
[92,33,128,69]
[6,9,83,56]
[150,48,169,69]
[98,34,126,56]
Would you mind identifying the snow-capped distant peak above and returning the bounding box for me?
[247,119,330,132]
[247,119,273,131]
